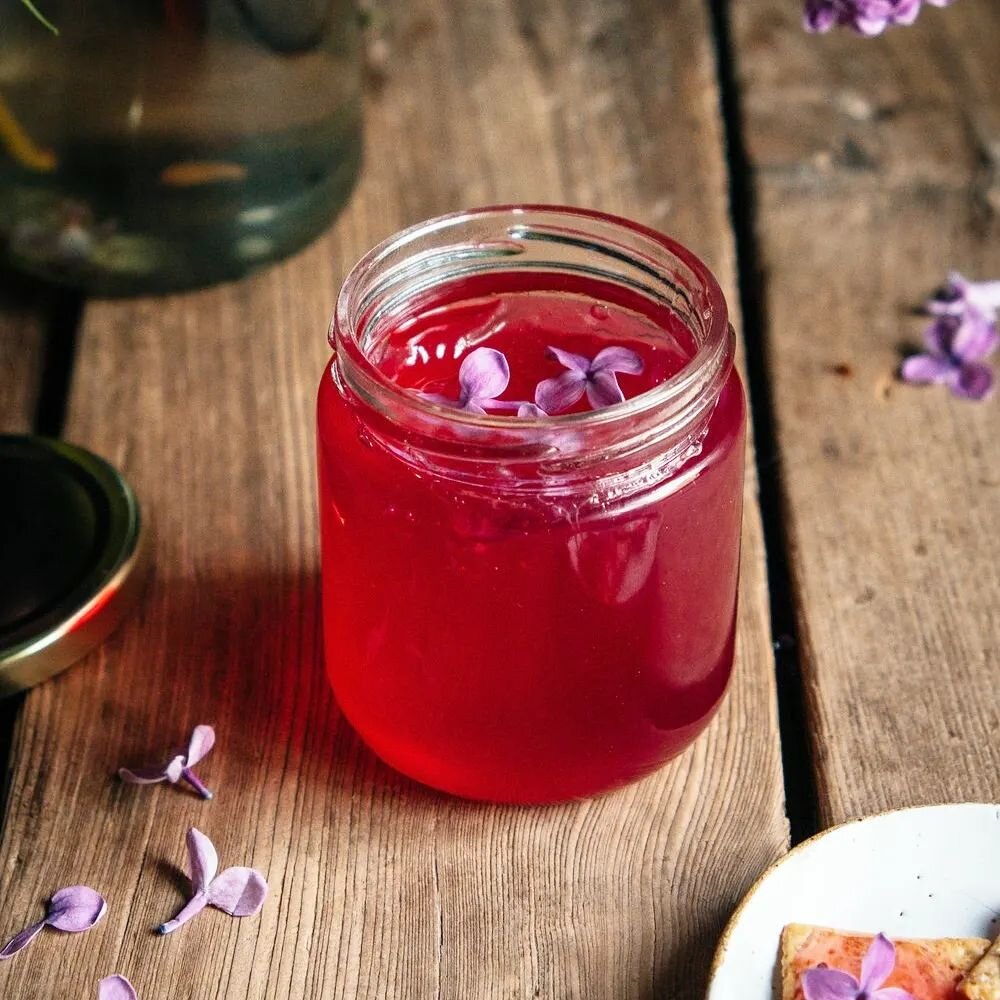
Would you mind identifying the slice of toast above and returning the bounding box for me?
[780,924,991,1000]
[960,937,1000,1000]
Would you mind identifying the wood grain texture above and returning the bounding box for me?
[733,0,1000,823]
[0,2,787,997]
[0,278,45,432]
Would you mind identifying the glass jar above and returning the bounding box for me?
[0,0,361,294]
[317,206,746,803]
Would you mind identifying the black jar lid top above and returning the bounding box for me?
[0,435,147,696]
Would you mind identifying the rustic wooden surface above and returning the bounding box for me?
[0,1,787,999]
[0,278,44,432]
[733,0,1000,823]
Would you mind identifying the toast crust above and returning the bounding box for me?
[780,924,991,1000]
[960,938,1000,1000]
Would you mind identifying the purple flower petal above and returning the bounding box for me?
[923,315,958,355]
[899,354,953,384]
[953,362,994,400]
[207,867,268,917]
[801,967,862,1000]
[547,346,592,373]
[952,314,1000,363]
[157,893,209,935]
[159,828,267,935]
[458,348,509,404]
[99,976,138,1000]
[185,725,215,767]
[890,0,921,25]
[118,766,169,785]
[163,756,186,784]
[947,272,1000,316]
[45,885,107,933]
[517,402,547,418]
[804,0,838,32]
[534,371,586,414]
[873,990,919,1000]
[860,933,896,991]
[592,346,644,375]
[0,921,44,960]
[186,827,218,893]
[585,370,626,409]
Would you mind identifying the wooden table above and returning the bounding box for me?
[1,1,998,996]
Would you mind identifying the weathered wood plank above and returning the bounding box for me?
[0,278,45,432]
[733,0,1000,823]
[0,2,787,998]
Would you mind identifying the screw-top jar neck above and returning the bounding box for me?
[330,205,734,500]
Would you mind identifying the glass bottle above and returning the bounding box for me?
[0,0,361,294]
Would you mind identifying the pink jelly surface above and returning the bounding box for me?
[317,272,746,802]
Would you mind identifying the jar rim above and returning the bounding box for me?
[332,204,731,441]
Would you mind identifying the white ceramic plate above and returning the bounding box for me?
[707,803,1000,1000]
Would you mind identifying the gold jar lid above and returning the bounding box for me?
[0,435,148,696]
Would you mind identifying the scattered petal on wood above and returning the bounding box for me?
[119,724,216,799]
[158,828,268,935]
[0,885,107,960]
[99,975,138,1000]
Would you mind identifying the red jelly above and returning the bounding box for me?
[317,207,746,802]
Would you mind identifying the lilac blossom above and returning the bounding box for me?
[804,0,953,35]
[158,828,267,935]
[900,273,1000,400]
[900,313,997,399]
[119,724,216,799]
[927,271,1000,325]
[419,347,545,417]
[534,346,644,414]
[802,934,916,1000]
[99,976,138,1000]
[0,886,107,960]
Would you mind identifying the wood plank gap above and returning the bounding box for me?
[32,289,83,437]
[707,0,818,844]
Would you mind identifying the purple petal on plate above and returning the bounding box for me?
[45,886,107,933]
[185,725,215,767]
[801,967,861,1000]
[118,766,168,785]
[899,354,953,384]
[99,975,138,1000]
[186,828,219,893]
[872,990,919,1000]
[517,402,547,418]
[953,362,994,401]
[535,371,586,414]
[546,346,592,372]
[860,933,896,991]
[458,348,509,402]
[207,867,268,918]
[0,921,45,960]
[951,314,1000,363]
[592,345,643,375]
[585,370,626,409]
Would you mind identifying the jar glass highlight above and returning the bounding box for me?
[0,0,361,294]
[317,206,746,803]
